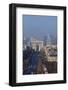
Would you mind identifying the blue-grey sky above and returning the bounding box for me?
[23,15,57,40]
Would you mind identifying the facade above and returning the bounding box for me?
[30,38,44,51]
[44,45,57,62]
[23,38,31,50]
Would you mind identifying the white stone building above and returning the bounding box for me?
[30,38,43,51]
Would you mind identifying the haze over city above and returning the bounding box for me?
[23,15,57,40]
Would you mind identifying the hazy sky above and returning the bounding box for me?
[23,15,57,40]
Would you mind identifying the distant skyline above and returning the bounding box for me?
[23,15,57,40]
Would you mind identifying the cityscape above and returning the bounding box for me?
[23,15,57,75]
[23,35,57,74]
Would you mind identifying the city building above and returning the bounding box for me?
[46,34,52,46]
[30,38,44,51]
[44,45,57,62]
[23,37,31,50]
